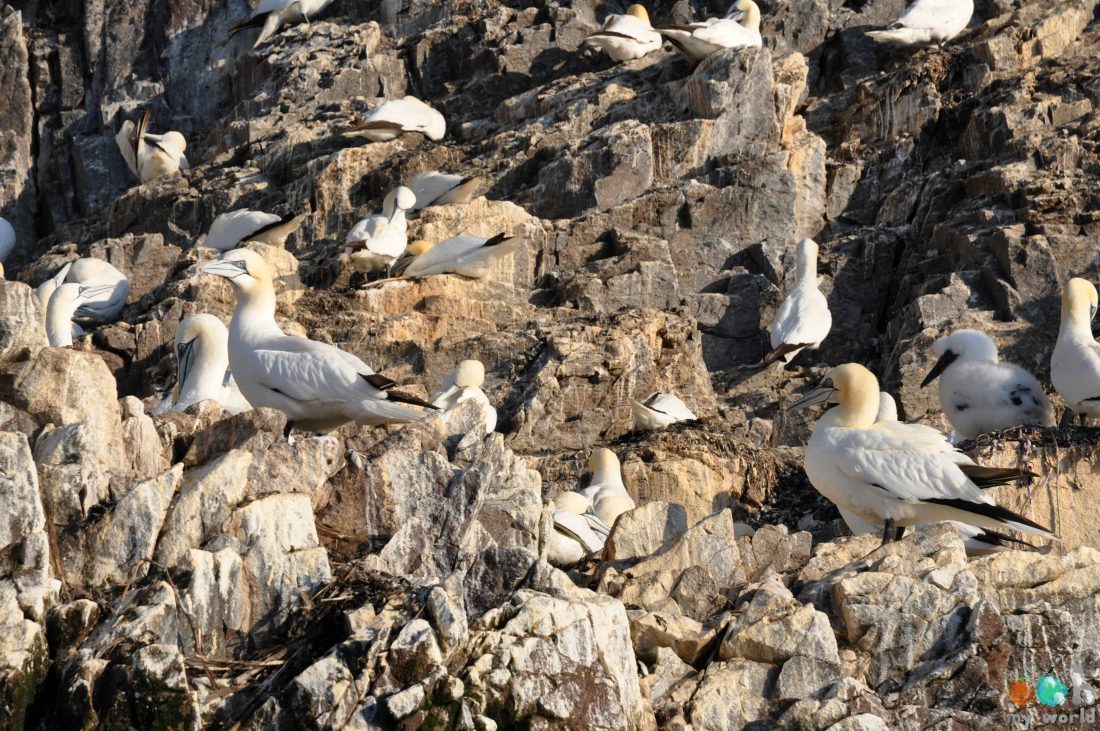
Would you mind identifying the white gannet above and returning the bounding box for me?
[766,238,831,366]
[865,0,973,46]
[585,4,662,62]
[229,0,335,48]
[631,392,697,431]
[36,262,71,314]
[170,315,252,415]
[793,363,1053,546]
[0,216,14,261]
[201,248,435,436]
[876,391,899,422]
[921,328,1054,440]
[351,96,446,142]
[115,109,189,184]
[45,283,116,347]
[344,186,417,275]
[656,0,762,64]
[430,359,497,435]
[391,232,521,279]
[406,171,481,211]
[578,448,636,527]
[39,258,129,324]
[204,209,306,251]
[1052,277,1100,423]
[546,448,635,566]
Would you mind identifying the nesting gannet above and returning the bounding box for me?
[45,283,116,347]
[351,96,446,142]
[430,359,496,435]
[0,216,14,261]
[170,315,252,414]
[546,448,635,566]
[793,363,1053,546]
[921,329,1054,440]
[202,248,435,435]
[407,171,481,211]
[766,238,831,366]
[344,186,416,274]
[39,258,130,324]
[656,0,762,64]
[586,4,662,62]
[631,392,697,431]
[204,210,306,251]
[1052,278,1100,422]
[229,0,335,48]
[547,507,607,566]
[115,109,189,184]
[391,232,521,279]
[866,0,973,46]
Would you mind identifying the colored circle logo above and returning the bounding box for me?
[1036,674,1069,706]
[1007,679,1035,706]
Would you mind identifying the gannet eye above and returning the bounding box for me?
[820,377,834,389]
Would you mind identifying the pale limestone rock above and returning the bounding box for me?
[628,609,715,665]
[606,501,690,563]
[688,659,777,731]
[0,281,45,365]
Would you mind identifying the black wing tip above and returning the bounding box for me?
[229,14,266,36]
[761,342,808,366]
[483,232,511,247]
[959,464,1039,488]
[923,497,1053,535]
[386,390,440,410]
[972,528,1039,551]
[363,373,396,390]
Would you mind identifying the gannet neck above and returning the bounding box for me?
[795,239,818,284]
[741,0,761,31]
[1060,278,1098,340]
[232,287,282,339]
[180,338,230,400]
[46,291,79,347]
[589,448,624,487]
[829,363,880,429]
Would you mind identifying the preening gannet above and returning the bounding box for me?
[345,186,416,274]
[40,258,130,324]
[793,363,1053,546]
[656,0,762,64]
[631,392,697,431]
[170,315,252,415]
[391,232,521,279]
[115,109,189,184]
[45,283,115,347]
[204,209,306,251]
[546,448,636,566]
[406,171,481,211]
[766,238,831,366]
[202,248,435,435]
[0,216,14,261]
[586,4,662,62]
[430,359,496,435]
[1052,278,1100,422]
[229,0,335,48]
[351,96,446,142]
[921,329,1053,440]
[866,0,973,46]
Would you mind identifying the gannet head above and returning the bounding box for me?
[388,186,417,214]
[726,0,761,29]
[201,248,273,295]
[587,447,622,480]
[922,329,999,386]
[161,131,187,152]
[626,4,650,23]
[1063,277,1098,324]
[795,238,819,278]
[408,240,435,256]
[174,314,228,400]
[454,359,486,389]
[792,363,879,427]
[876,392,898,423]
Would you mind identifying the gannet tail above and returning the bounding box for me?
[229,14,266,37]
[865,28,933,45]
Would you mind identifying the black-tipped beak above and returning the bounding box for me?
[175,337,197,392]
[790,379,836,412]
[921,350,958,387]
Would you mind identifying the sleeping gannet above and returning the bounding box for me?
[45,283,115,347]
[406,171,481,211]
[793,363,1053,546]
[345,186,416,274]
[656,0,762,64]
[229,0,335,48]
[866,0,973,46]
[391,232,521,279]
[350,96,446,142]
[1052,278,1100,423]
[921,329,1053,439]
[430,359,496,435]
[39,258,129,324]
[631,392,697,431]
[204,209,306,251]
[585,4,662,62]
[0,216,14,261]
[170,315,252,415]
[202,248,435,436]
[115,109,189,184]
[765,238,831,366]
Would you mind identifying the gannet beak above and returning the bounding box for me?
[176,338,197,395]
[201,259,248,278]
[921,350,958,387]
[727,9,746,21]
[790,379,836,412]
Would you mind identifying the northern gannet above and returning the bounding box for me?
[546,448,636,566]
[115,109,189,184]
[1052,278,1100,423]
[0,216,14,261]
[631,392,697,431]
[344,186,416,275]
[45,283,115,347]
[656,0,762,64]
[170,315,252,415]
[391,232,521,279]
[229,0,335,48]
[586,4,662,62]
[202,248,435,435]
[793,363,1053,546]
[921,328,1053,439]
[766,238,831,366]
[866,0,973,46]
[350,96,446,142]
[430,359,496,435]
[40,258,130,324]
[204,209,306,251]
[406,171,481,211]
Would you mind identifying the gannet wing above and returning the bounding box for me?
[206,210,283,251]
[774,288,830,348]
[553,509,605,553]
[692,18,757,47]
[251,0,293,18]
[649,393,696,420]
[895,0,960,29]
[135,108,152,176]
[115,120,140,177]
[252,347,381,403]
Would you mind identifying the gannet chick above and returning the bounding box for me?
[866,0,973,46]
[202,248,435,436]
[656,0,762,64]
[204,210,306,251]
[793,363,1053,546]
[766,238,831,366]
[391,232,521,279]
[1052,278,1100,423]
[631,392,697,431]
[115,109,189,184]
[351,96,446,142]
[45,283,115,347]
[407,171,481,211]
[0,216,14,261]
[170,315,252,415]
[586,4,662,62]
[430,359,496,435]
[229,0,335,48]
[344,186,417,274]
[921,329,1053,440]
